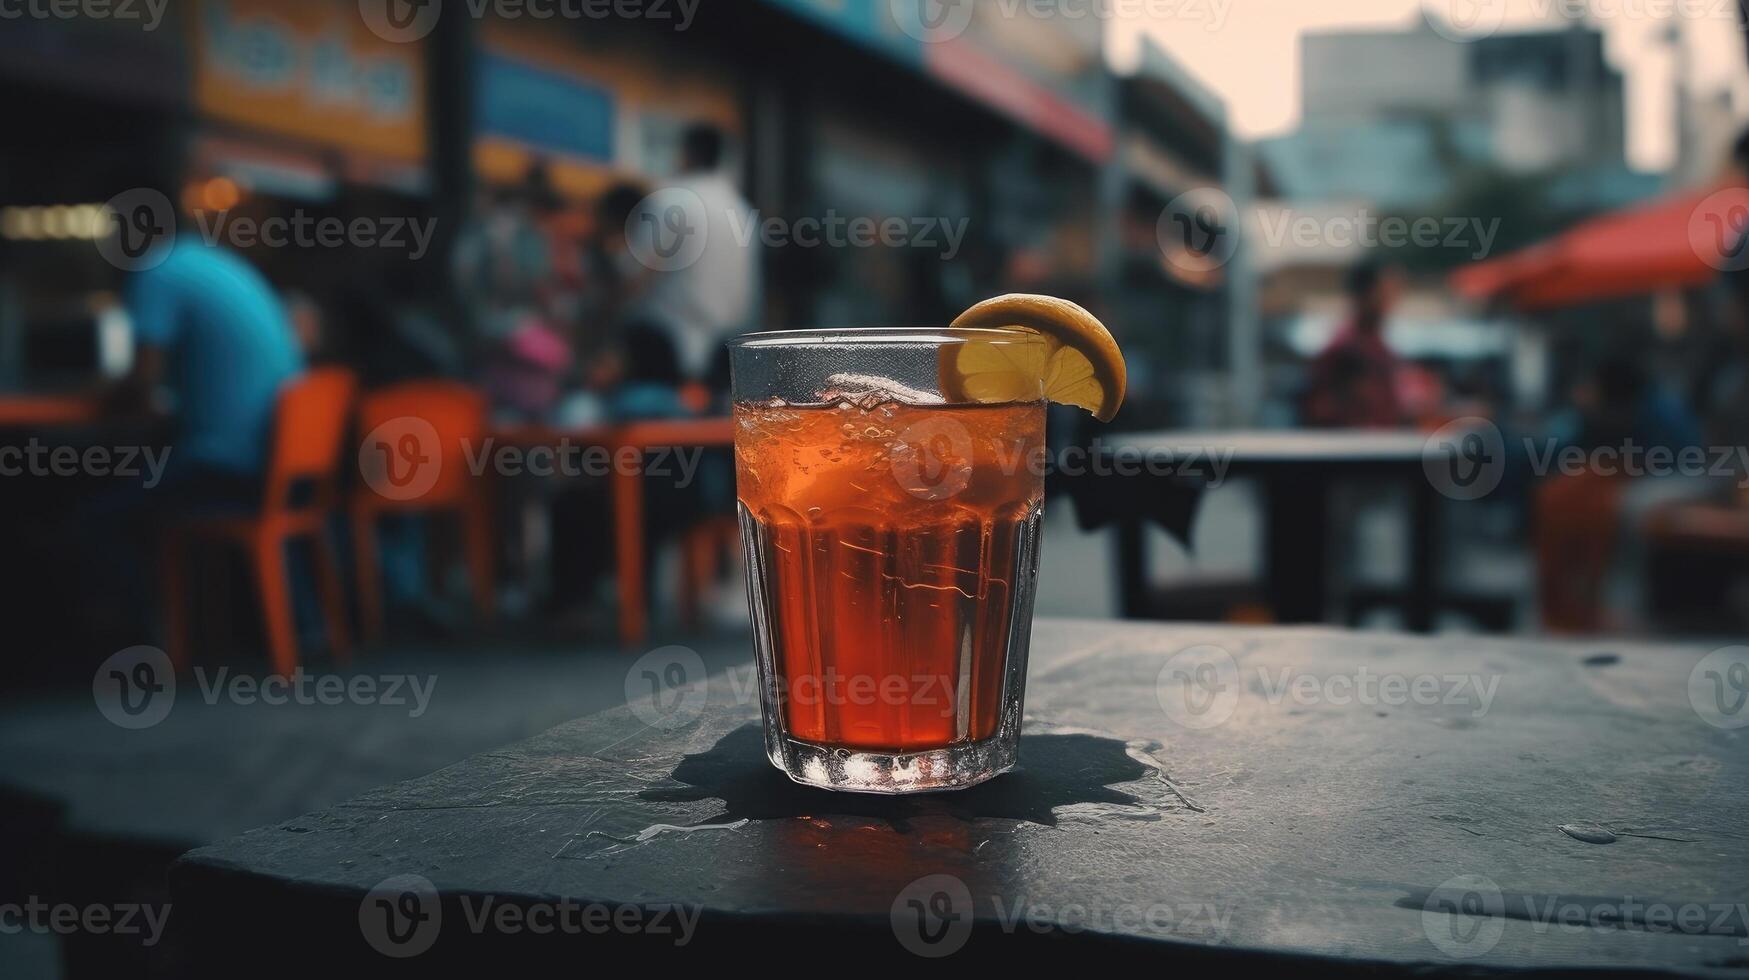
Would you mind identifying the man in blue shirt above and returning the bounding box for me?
[74,235,303,648]
[124,238,304,480]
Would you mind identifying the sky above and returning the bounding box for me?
[1108,0,1748,172]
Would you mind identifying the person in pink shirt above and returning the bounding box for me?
[1303,260,1408,429]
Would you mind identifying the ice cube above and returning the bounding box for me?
[819,373,944,408]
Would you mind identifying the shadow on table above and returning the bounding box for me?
[641,724,1151,830]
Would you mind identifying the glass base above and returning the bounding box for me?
[767,733,1017,794]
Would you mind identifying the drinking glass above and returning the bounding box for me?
[729,328,1046,793]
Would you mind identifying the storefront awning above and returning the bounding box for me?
[923,39,1113,164]
[760,0,1112,164]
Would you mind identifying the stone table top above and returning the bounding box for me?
[171,620,1749,974]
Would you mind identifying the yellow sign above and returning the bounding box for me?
[193,0,426,162]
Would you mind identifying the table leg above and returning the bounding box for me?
[522,493,551,606]
[614,463,647,647]
[1264,472,1329,623]
[1406,480,1439,633]
[1115,519,1151,618]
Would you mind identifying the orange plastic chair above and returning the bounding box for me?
[607,417,735,645]
[351,381,494,642]
[161,368,358,676]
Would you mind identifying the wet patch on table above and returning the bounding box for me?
[551,722,1210,859]
[635,724,1160,830]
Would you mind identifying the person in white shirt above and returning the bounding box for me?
[626,123,761,379]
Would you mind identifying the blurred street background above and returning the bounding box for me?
[4,0,1749,974]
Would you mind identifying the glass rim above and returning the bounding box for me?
[728,326,1039,349]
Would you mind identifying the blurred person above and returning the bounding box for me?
[1638,226,1749,629]
[326,270,460,389]
[1697,143,1749,467]
[1549,355,1703,459]
[1539,354,1708,632]
[456,167,576,422]
[524,159,587,332]
[607,324,689,422]
[69,188,305,645]
[115,212,305,487]
[1729,127,1749,183]
[483,316,573,423]
[551,180,693,423]
[1694,237,1749,491]
[320,248,463,634]
[562,179,655,401]
[586,181,654,325]
[1301,260,1412,621]
[626,122,760,378]
[1302,260,1407,429]
[322,180,462,386]
[544,324,697,625]
[452,176,553,342]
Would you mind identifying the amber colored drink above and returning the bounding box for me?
[734,397,1045,754]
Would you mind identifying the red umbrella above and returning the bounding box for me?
[1450,184,1746,311]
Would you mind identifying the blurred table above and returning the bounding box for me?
[170,619,1746,971]
[491,417,734,645]
[1086,429,1444,631]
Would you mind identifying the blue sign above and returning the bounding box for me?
[475,51,615,163]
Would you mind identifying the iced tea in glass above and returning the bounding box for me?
[729,329,1045,793]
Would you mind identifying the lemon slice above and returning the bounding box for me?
[944,293,1127,422]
